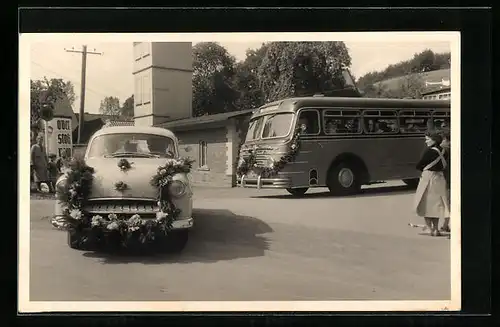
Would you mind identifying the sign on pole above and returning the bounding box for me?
[46,117,73,158]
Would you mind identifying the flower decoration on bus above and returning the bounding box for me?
[236,126,302,179]
[117,158,133,172]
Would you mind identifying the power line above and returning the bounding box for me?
[31,61,110,98]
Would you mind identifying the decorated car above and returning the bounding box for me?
[53,126,194,252]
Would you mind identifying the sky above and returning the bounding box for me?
[29,38,451,115]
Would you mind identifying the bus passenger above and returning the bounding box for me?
[414,132,450,237]
[325,120,338,134]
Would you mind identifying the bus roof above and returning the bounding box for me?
[258,96,450,112]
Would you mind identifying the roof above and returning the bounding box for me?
[74,113,134,123]
[265,96,451,110]
[104,119,135,127]
[155,109,255,129]
[89,126,177,140]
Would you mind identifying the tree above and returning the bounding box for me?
[192,42,240,116]
[121,95,134,117]
[99,96,121,116]
[256,41,352,102]
[232,44,269,110]
[30,78,76,140]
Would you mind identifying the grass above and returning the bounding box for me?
[373,69,450,93]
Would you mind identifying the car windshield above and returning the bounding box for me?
[87,133,177,158]
[245,113,294,141]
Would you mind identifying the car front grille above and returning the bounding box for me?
[84,199,159,219]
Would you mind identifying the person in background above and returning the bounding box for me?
[47,154,59,193]
[414,131,450,236]
[439,130,451,234]
[30,135,53,193]
[56,150,70,174]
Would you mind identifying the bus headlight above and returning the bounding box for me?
[266,157,276,168]
[169,180,187,197]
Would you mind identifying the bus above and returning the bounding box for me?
[236,96,450,196]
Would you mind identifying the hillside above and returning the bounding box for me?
[373,68,450,94]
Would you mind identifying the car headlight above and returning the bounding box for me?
[168,180,187,197]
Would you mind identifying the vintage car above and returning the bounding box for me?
[54,126,194,252]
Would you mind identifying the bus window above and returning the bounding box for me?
[363,110,399,134]
[431,111,451,129]
[323,110,362,135]
[245,116,266,142]
[297,110,320,135]
[399,110,431,133]
[261,113,294,139]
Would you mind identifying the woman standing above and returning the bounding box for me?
[414,131,450,236]
[30,134,52,193]
[440,130,451,233]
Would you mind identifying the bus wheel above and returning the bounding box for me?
[403,178,419,188]
[286,187,308,196]
[327,163,361,196]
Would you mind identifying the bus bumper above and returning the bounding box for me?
[236,174,291,189]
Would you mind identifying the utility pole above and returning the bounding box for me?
[65,45,102,144]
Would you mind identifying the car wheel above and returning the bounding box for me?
[161,230,189,253]
[327,162,361,196]
[286,187,308,196]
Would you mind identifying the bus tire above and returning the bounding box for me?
[327,162,361,196]
[286,187,308,196]
[403,178,419,188]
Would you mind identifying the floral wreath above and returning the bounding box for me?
[236,126,302,179]
[60,156,194,249]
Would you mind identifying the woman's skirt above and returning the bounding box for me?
[414,170,450,218]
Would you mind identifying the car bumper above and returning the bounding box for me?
[171,217,193,230]
[236,174,292,189]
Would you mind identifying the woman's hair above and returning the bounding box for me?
[440,129,450,141]
[425,131,443,145]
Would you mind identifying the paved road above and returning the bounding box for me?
[28,182,451,301]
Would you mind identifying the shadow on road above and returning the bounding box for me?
[250,185,416,200]
[82,208,273,265]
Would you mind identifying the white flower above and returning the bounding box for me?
[107,221,119,230]
[128,226,140,232]
[108,213,118,221]
[91,215,103,227]
[69,188,77,197]
[128,214,142,226]
[157,201,161,207]
[69,209,82,220]
[159,169,167,175]
[156,211,167,221]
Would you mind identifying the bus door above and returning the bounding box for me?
[292,108,321,187]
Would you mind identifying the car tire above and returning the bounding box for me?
[327,162,361,196]
[286,187,308,196]
[161,230,189,253]
[67,230,85,250]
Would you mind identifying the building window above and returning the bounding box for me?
[199,141,208,169]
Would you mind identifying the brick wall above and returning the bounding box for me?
[175,127,233,187]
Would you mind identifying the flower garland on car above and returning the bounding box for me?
[236,126,302,179]
[60,156,194,249]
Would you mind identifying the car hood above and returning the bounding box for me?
[86,157,190,200]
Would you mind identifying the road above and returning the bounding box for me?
[28,181,451,301]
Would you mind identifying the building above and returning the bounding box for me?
[73,113,134,145]
[155,109,254,187]
[421,86,451,100]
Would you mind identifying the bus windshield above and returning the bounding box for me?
[245,113,294,141]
